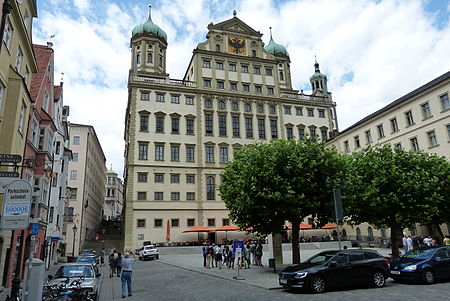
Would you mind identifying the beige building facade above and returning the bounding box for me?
[64,124,106,256]
[327,71,450,240]
[104,169,123,221]
[124,10,338,250]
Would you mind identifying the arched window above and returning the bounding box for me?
[356,227,362,241]
[232,102,238,111]
[257,104,264,113]
[269,106,276,114]
[279,71,284,81]
[218,101,225,110]
[206,176,215,200]
[368,226,374,241]
[205,99,212,108]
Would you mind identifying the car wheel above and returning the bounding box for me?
[423,269,435,284]
[371,270,386,288]
[310,275,326,293]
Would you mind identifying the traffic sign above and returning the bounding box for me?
[0,154,22,163]
[0,180,32,230]
[0,171,19,178]
[31,223,39,235]
[0,177,21,193]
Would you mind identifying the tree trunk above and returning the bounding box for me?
[390,225,402,261]
[432,224,444,244]
[291,219,301,264]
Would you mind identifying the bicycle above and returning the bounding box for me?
[42,276,93,301]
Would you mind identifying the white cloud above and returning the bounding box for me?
[33,0,450,177]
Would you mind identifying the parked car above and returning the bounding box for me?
[76,256,98,267]
[49,263,101,300]
[390,246,450,284]
[279,249,389,293]
[138,245,160,261]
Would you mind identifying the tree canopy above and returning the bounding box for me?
[219,139,346,263]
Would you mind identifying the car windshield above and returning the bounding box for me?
[76,257,95,263]
[306,251,339,264]
[403,248,436,260]
[55,265,94,278]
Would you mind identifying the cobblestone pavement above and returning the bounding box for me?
[99,248,450,301]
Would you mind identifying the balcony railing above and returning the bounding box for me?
[280,93,331,103]
[132,75,197,88]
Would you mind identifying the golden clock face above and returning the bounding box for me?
[227,36,247,55]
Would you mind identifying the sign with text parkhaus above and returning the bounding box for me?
[0,180,32,230]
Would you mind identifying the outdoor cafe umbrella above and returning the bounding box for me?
[213,225,240,241]
[284,224,313,237]
[182,226,212,241]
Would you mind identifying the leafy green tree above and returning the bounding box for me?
[342,145,450,259]
[219,139,346,264]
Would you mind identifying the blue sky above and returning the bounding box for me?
[32,0,450,177]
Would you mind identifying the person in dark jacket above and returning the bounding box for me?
[116,253,122,277]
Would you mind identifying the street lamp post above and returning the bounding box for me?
[72,224,78,257]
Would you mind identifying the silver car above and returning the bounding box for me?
[49,263,101,300]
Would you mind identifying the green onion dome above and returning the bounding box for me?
[310,59,327,81]
[132,5,167,42]
[264,36,289,57]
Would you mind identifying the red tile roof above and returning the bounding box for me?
[30,44,53,101]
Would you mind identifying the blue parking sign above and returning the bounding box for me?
[31,223,39,235]
[233,240,244,253]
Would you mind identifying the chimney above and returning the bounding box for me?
[47,42,53,49]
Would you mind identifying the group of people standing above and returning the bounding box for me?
[202,241,264,269]
[100,248,136,298]
[402,234,450,254]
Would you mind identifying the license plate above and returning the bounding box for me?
[391,271,400,275]
[280,279,287,284]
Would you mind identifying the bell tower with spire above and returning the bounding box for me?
[130,4,168,76]
[310,57,328,96]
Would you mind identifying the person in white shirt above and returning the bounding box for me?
[215,244,223,269]
[423,236,432,246]
[121,252,136,298]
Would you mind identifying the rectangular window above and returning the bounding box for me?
[232,116,240,137]
[3,18,13,49]
[208,219,216,227]
[171,117,179,134]
[186,96,194,105]
[187,219,195,227]
[318,110,325,118]
[377,124,385,138]
[187,192,195,200]
[394,143,402,149]
[70,188,77,199]
[245,117,253,138]
[219,114,227,136]
[230,82,237,91]
[186,146,195,162]
[427,131,438,147]
[220,147,228,163]
[170,174,180,183]
[15,46,23,71]
[229,63,237,71]
[310,128,316,138]
[139,143,148,160]
[354,135,360,148]
[243,84,250,92]
[156,116,164,133]
[216,61,223,69]
[186,175,195,183]
[186,119,194,135]
[253,67,260,74]
[242,65,248,73]
[202,60,211,68]
[171,192,180,200]
[365,130,372,144]
[155,145,164,161]
[421,102,432,118]
[265,68,273,76]
[154,192,164,201]
[171,95,180,104]
[154,174,164,183]
[286,127,293,140]
[137,219,146,228]
[0,82,5,110]
[405,111,414,126]
[137,173,148,182]
[140,115,149,132]
[307,108,314,117]
[296,108,303,116]
[284,106,291,115]
[203,79,211,88]
[390,118,399,133]
[38,128,45,150]
[270,119,278,139]
[267,87,274,95]
[137,192,147,200]
[154,219,163,227]
[298,128,305,140]
[217,81,224,89]
[72,152,78,162]
[255,85,262,93]
[18,103,26,133]
[440,93,449,110]
[344,141,350,153]
[258,118,266,139]
[205,114,213,136]
[171,219,179,227]
[222,219,230,226]
[156,93,165,102]
[170,145,180,161]
[321,130,327,141]
[141,92,149,101]
[70,170,77,180]
[447,124,450,140]
[205,146,214,162]
[410,137,419,152]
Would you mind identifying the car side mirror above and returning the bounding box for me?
[329,260,337,267]
[434,256,442,262]
[96,273,101,278]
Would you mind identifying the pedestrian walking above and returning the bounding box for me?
[250,242,256,265]
[406,235,413,252]
[215,244,223,269]
[202,244,208,267]
[116,252,122,277]
[227,247,235,269]
[109,254,116,277]
[402,234,408,255]
[255,242,263,267]
[210,244,216,268]
[206,244,214,268]
[244,244,251,269]
[121,252,136,298]
[100,248,106,266]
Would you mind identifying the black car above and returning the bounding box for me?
[279,249,389,293]
[390,246,450,284]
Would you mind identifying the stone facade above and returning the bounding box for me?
[104,169,123,221]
